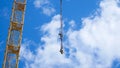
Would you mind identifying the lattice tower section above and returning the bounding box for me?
[3,0,26,68]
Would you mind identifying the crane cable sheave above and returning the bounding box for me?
[59,0,64,54]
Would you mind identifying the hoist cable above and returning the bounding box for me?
[59,0,64,54]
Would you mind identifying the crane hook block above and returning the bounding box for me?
[60,48,64,54]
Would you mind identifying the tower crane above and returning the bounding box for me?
[2,0,63,68]
[2,0,26,68]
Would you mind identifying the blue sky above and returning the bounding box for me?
[1,0,120,68]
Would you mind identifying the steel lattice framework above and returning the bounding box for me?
[3,0,26,68]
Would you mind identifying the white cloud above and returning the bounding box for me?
[34,0,49,8]
[34,0,41,8]
[20,15,73,68]
[20,0,120,68]
[69,20,76,28]
[67,0,120,67]
[42,7,55,16]
[33,0,55,16]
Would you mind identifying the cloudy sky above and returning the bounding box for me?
[0,0,120,68]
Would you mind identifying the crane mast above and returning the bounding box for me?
[2,0,26,68]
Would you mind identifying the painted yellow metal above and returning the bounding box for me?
[2,0,26,68]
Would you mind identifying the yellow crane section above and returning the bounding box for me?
[2,0,26,68]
